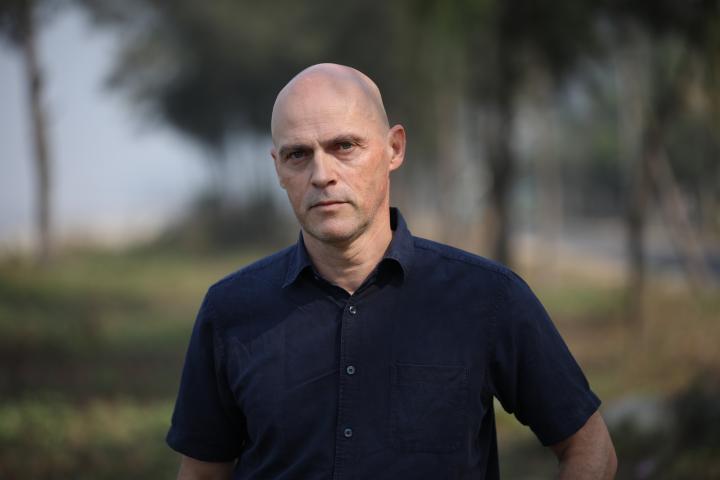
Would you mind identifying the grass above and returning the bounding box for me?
[0,248,256,479]
[496,271,720,479]
[0,398,175,480]
[0,247,718,479]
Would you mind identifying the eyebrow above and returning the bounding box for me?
[325,134,364,147]
[277,133,365,158]
[278,143,309,159]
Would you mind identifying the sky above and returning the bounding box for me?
[0,7,213,249]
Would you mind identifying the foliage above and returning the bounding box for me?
[0,399,175,480]
[609,371,720,480]
[1,249,718,478]
[0,249,261,478]
[77,1,439,153]
[69,0,720,264]
[154,189,296,251]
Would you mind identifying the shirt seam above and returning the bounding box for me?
[204,295,225,371]
[484,269,510,399]
[413,240,514,402]
[413,241,515,282]
[210,245,295,291]
[203,291,248,456]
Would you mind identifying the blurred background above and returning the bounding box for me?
[1,0,719,478]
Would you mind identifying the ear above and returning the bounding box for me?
[271,148,286,189]
[387,124,406,172]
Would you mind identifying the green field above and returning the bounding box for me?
[0,248,718,479]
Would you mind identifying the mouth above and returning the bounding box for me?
[311,200,346,209]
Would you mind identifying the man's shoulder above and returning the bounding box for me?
[205,245,294,302]
[412,237,550,325]
[412,236,514,282]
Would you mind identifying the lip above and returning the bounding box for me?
[311,201,346,209]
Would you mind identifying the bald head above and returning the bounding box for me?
[271,63,389,143]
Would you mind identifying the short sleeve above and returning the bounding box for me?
[487,272,601,446]
[166,291,246,461]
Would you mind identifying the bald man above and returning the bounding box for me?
[167,64,617,480]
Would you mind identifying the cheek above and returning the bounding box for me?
[349,152,388,190]
[283,179,307,206]
[278,169,297,190]
[362,160,390,192]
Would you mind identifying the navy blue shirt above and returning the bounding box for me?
[167,208,600,479]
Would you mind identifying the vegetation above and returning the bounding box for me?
[0,249,253,479]
[0,0,55,263]
[1,1,718,478]
[4,1,715,267]
[0,248,717,479]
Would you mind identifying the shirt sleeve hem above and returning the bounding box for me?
[536,395,602,447]
[166,427,240,463]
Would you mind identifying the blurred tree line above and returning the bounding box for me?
[0,0,57,264]
[4,0,719,303]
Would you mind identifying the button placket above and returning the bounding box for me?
[333,299,360,479]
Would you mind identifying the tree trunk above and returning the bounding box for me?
[484,85,515,267]
[534,73,563,279]
[614,36,649,326]
[625,126,652,325]
[20,1,52,264]
[434,83,460,245]
[647,143,715,292]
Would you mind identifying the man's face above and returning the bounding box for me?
[271,83,403,245]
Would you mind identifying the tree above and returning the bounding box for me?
[603,0,720,320]
[76,0,719,277]
[76,0,452,246]
[1,0,54,263]
[456,0,601,265]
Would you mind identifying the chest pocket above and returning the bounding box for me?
[390,363,468,453]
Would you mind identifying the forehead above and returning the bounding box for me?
[272,82,380,145]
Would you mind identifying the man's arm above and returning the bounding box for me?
[176,455,235,480]
[550,411,617,479]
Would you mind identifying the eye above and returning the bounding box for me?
[287,150,307,161]
[335,141,356,153]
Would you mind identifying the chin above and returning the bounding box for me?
[304,219,363,245]
[310,229,358,245]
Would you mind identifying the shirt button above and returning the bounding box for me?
[348,305,357,315]
[343,427,353,438]
[346,365,356,375]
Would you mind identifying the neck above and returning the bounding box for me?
[303,210,392,295]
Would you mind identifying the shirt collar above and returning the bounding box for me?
[282,207,414,288]
[383,207,414,278]
[282,232,315,288]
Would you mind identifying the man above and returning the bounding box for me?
[167,63,617,479]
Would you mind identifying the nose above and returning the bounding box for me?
[310,151,337,189]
